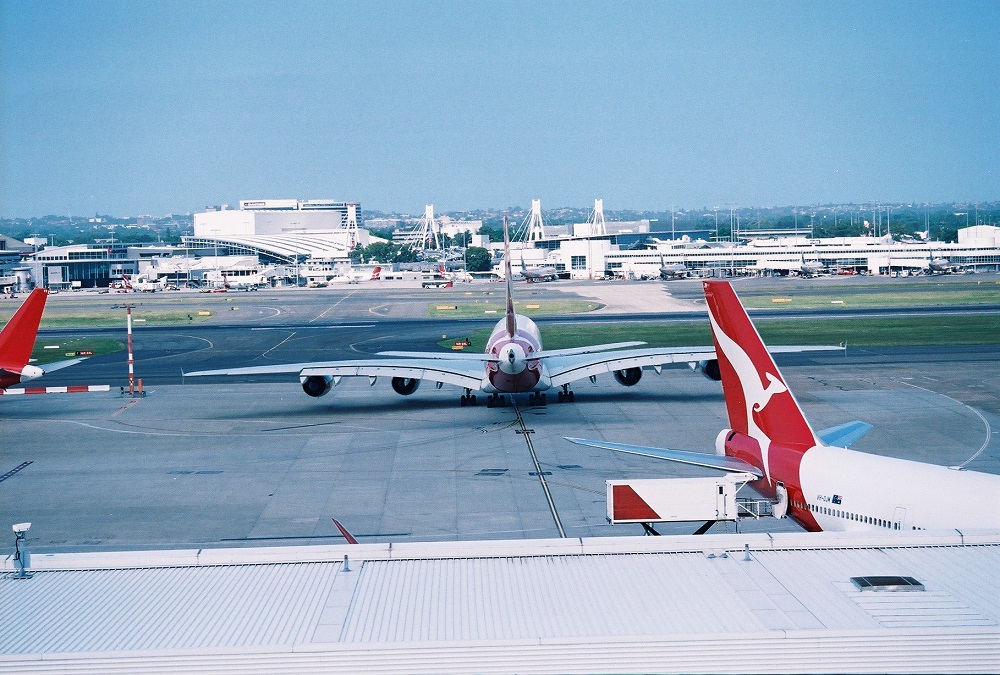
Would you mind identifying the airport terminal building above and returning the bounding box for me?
[509,225,1000,279]
[8,200,1000,289]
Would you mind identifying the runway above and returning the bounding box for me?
[4,279,999,554]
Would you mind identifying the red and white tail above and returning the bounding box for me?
[0,288,48,377]
[702,281,817,449]
[370,266,381,281]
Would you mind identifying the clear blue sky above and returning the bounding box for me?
[2,0,998,218]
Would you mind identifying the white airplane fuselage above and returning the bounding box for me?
[801,444,1000,532]
[721,430,1000,533]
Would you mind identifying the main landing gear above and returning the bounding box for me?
[528,392,547,406]
[486,393,510,408]
[460,389,478,407]
[556,384,575,403]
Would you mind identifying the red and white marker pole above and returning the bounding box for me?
[126,304,135,396]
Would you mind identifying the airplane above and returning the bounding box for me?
[434,264,472,283]
[798,255,824,277]
[927,255,954,274]
[329,266,382,284]
[0,288,89,391]
[186,223,837,408]
[755,255,824,277]
[519,259,559,282]
[567,280,1000,533]
[659,253,689,280]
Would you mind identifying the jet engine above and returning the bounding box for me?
[391,377,421,395]
[613,367,642,386]
[697,359,721,381]
[302,375,334,398]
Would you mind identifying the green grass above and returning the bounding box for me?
[439,315,1000,352]
[36,307,214,328]
[31,337,125,365]
[738,282,1000,310]
[427,297,601,318]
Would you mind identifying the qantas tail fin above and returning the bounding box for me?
[370,266,381,281]
[702,281,817,448]
[503,216,516,338]
[0,288,48,375]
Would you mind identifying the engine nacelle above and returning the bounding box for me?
[697,359,721,381]
[613,367,642,387]
[302,375,334,398]
[391,377,421,395]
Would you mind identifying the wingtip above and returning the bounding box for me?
[332,518,360,545]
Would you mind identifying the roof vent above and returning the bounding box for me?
[851,575,925,592]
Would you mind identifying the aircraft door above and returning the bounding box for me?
[893,506,907,530]
[774,482,789,519]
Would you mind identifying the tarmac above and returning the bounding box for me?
[3,278,999,554]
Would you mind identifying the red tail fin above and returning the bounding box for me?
[503,217,516,338]
[702,281,816,448]
[0,288,48,372]
[370,266,381,280]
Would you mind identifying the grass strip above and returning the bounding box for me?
[440,315,1000,352]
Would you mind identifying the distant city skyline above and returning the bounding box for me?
[2,1,998,218]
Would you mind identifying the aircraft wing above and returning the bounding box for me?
[540,346,717,387]
[541,343,843,387]
[565,437,763,478]
[186,358,486,390]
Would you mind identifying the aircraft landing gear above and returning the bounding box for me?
[486,393,509,408]
[557,385,575,403]
[528,392,547,406]
[460,389,478,407]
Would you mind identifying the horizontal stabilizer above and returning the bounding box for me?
[766,345,845,354]
[565,437,763,478]
[40,357,89,374]
[376,351,499,362]
[817,420,874,448]
[533,342,647,359]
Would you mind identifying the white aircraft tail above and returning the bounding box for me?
[503,217,516,338]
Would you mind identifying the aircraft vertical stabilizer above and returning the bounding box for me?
[0,288,48,375]
[503,217,516,339]
[702,281,817,448]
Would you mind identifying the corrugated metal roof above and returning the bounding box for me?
[2,530,999,673]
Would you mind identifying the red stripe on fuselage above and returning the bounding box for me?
[725,431,821,531]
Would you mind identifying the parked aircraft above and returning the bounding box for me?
[329,266,382,284]
[568,280,1000,533]
[187,226,837,407]
[659,254,689,279]
[0,289,88,390]
[519,259,559,282]
[928,255,954,274]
